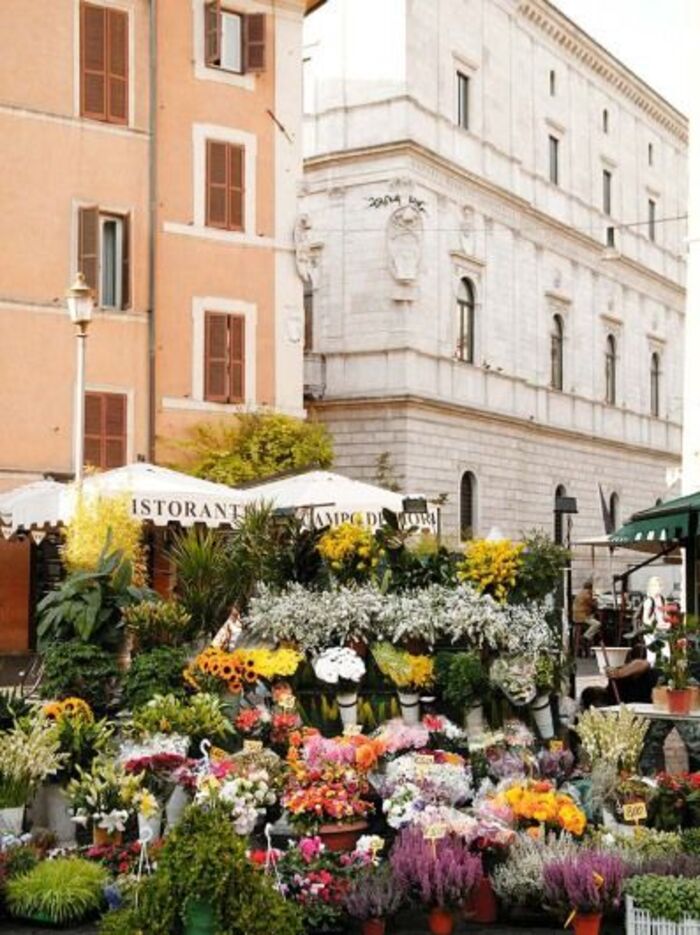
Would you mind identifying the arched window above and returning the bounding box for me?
[609,492,619,531]
[554,484,567,545]
[456,278,475,364]
[460,472,477,540]
[605,334,617,405]
[550,314,564,390]
[602,108,609,133]
[650,352,660,417]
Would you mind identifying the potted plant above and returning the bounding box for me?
[435,651,488,734]
[372,642,434,725]
[625,874,700,933]
[67,756,142,845]
[345,865,404,935]
[542,850,628,935]
[313,646,366,727]
[6,857,107,926]
[531,654,556,740]
[131,693,232,754]
[390,826,482,935]
[657,614,699,715]
[0,718,64,835]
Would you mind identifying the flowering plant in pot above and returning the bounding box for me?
[67,757,142,844]
[542,849,628,935]
[0,718,65,835]
[656,614,700,714]
[434,651,488,733]
[345,865,405,935]
[317,520,380,584]
[390,825,483,935]
[312,647,366,728]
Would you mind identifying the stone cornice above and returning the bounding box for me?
[519,0,687,143]
[304,139,686,304]
[310,393,681,463]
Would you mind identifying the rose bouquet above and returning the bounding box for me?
[234,705,271,741]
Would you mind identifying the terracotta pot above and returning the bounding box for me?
[667,688,692,715]
[428,906,454,935]
[318,819,368,853]
[572,912,602,935]
[652,686,668,708]
[361,919,386,935]
[92,827,123,847]
[469,876,498,924]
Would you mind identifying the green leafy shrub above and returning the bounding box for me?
[435,651,488,710]
[510,531,569,604]
[7,858,107,925]
[124,600,195,651]
[131,693,231,746]
[40,642,120,714]
[123,647,188,710]
[626,875,700,923]
[682,828,700,855]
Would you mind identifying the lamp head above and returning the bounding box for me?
[66,272,94,327]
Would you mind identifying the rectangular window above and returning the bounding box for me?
[80,2,128,124]
[84,391,127,469]
[549,69,556,96]
[205,140,245,231]
[603,169,612,216]
[78,207,130,309]
[303,281,314,352]
[205,2,266,74]
[204,312,245,403]
[457,72,469,130]
[548,135,559,186]
[648,199,656,242]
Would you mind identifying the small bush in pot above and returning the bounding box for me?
[543,850,628,934]
[345,865,405,934]
[626,874,700,924]
[6,857,107,925]
[435,652,488,714]
[41,641,121,715]
[123,647,189,710]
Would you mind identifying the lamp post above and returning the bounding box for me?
[66,273,94,485]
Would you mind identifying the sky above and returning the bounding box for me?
[553,0,689,114]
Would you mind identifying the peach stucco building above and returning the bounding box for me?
[0,0,319,649]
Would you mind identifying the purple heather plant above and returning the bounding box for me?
[543,850,628,914]
[345,865,405,921]
[636,853,700,878]
[390,826,482,910]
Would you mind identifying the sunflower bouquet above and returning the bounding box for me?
[184,646,303,696]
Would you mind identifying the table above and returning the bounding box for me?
[601,704,700,773]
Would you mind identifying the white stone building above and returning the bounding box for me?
[299,0,687,548]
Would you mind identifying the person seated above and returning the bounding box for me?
[572,580,599,657]
[579,641,660,709]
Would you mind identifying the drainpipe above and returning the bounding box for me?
[147,0,158,463]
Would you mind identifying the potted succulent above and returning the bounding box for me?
[345,865,405,935]
[312,646,366,727]
[390,826,482,935]
[0,718,65,835]
[435,651,488,734]
[542,850,628,935]
[372,642,434,725]
[6,857,107,926]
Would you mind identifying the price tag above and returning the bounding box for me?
[622,801,648,824]
[549,740,564,753]
[243,740,263,754]
[423,823,447,841]
[343,724,363,737]
[415,754,435,766]
[279,696,296,711]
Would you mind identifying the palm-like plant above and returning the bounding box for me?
[170,527,234,637]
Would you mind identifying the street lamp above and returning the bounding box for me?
[66,272,94,485]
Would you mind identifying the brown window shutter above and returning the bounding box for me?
[107,8,128,124]
[81,3,107,120]
[78,206,99,296]
[205,1,221,66]
[206,140,229,229]
[228,145,244,231]
[121,213,130,308]
[204,313,230,402]
[84,392,104,468]
[104,393,127,467]
[229,316,245,402]
[244,13,266,73]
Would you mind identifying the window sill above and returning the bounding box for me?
[194,59,254,91]
[161,396,254,413]
[163,222,275,249]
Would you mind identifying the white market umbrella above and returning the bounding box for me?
[0,462,246,535]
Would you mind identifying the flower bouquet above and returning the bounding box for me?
[575,707,648,773]
[317,520,380,584]
[542,849,628,935]
[372,642,434,725]
[312,646,366,728]
[184,646,303,699]
[0,719,65,835]
[234,705,271,742]
[67,757,143,845]
[379,750,473,812]
[196,768,276,835]
[483,778,587,837]
[489,656,537,707]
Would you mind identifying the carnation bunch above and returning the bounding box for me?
[313,647,366,688]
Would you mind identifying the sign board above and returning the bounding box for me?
[622,801,648,823]
[243,740,264,754]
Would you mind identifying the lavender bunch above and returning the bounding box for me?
[543,850,628,914]
[390,826,482,910]
[345,866,405,921]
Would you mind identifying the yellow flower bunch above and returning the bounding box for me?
[496,780,586,836]
[244,647,303,680]
[63,493,146,585]
[42,697,94,723]
[371,642,434,690]
[184,646,303,695]
[317,521,379,577]
[457,538,525,603]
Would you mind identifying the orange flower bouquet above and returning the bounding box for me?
[486,779,586,837]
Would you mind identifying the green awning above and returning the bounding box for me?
[609,490,700,546]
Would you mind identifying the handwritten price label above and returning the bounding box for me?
[423,823,447,841]
[622,802,648,823]
[343,724,363,737]
[243,740,263,754]
[549,740,564,753]
[278,696,296,711]
[415,754,435,766]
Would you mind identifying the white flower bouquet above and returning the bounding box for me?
[313,647,366,688]
[489,656,538,706]
[195,769,276,835]
[0,719,65,808]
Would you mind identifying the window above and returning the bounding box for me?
[84,392,127,469]
[549,69,556,96]
[648,199,656,242]
[457,72,469,130]
[460,472,477,540]
[205,139,244,231]
[609,492,619,531]
[602,169,612,216]
[456,277,475,363]
[205,3,266,74]
[602,108,609,133]
[80,2,128,124]
[648,142,654,166]
[548,135,560,186]
[78,206,130,309]
[554,484,566,545]
[303,280,314,352]
[550,314,564,390]
[605,334,617,405]
[650,352,661,417]
[204,312,245,403]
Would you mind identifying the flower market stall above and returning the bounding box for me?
[1,510,700,935]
